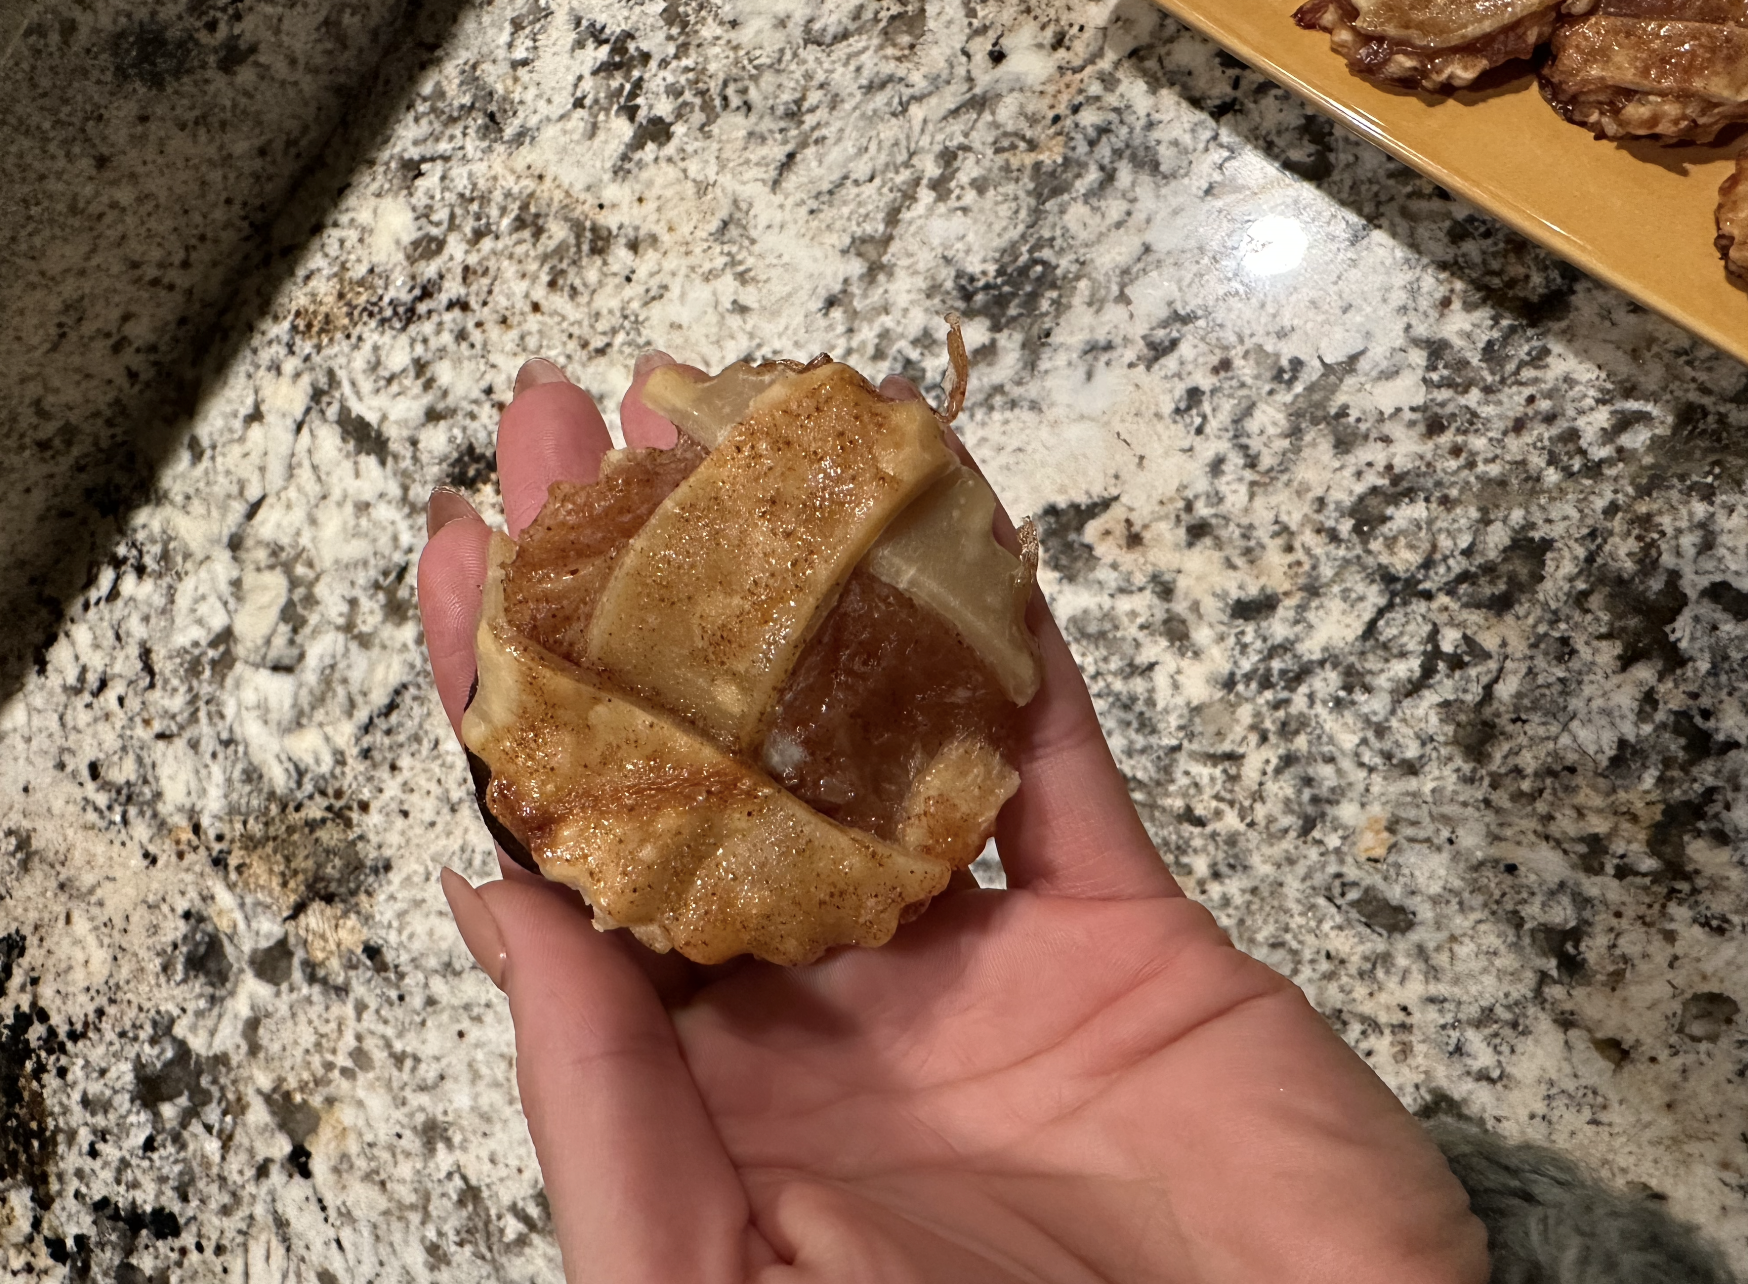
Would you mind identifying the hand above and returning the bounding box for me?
[416,355,1489,1283]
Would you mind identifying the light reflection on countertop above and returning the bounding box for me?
[1238,213,1310,276]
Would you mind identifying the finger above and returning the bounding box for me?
[416,496,491,735]
[442,866,507,987]
[498,358,613,538]
[997,594,1180,900]
[426,486,476,537]
[475,876,761,1283]
[620,352,710,449]
[478,856,710,1004]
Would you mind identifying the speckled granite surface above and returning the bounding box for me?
[5,0,1748,1279]
[0,0,463,708]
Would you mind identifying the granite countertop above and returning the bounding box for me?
[5,0,1748,1278]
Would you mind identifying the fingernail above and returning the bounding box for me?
[440,867,507,990]
[879,374,923,403]
[514,357,569,396]
[426,487,477,538]
[632,350,675,379]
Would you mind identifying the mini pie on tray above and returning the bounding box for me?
[1291,0,1566,92]
[1541,0,1748,143]
[1718,151,1748,276]
[461,331,1041,966]
[1292,0,1748,290]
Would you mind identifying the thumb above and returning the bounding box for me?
[466,875,758,1282]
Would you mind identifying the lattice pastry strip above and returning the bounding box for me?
[587,361,956,753]
[1542,2,1748,143]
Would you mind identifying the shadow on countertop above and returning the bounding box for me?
[0,0,471,706]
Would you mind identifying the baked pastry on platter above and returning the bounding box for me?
[1718,151,1748,277]
[461,323,1042,966]
[1289,0,1748,289]
[1292,0,1567,92]
[1541,0,1748,142]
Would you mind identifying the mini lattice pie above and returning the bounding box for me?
[1292,0,1563,92]
[462,333,1040,966]
[1541,0,1748,141]
[1718,152,1748,276]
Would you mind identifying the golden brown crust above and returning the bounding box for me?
[1718,153,1748,278]
[897,738,1020,869]
[1585,0,1747,20]
[642,356,1040,708]
[938,312,969,426]
[1542,13,1748,141]
[1293,0,1559,91]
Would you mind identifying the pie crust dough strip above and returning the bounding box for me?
[862,466,1040,706]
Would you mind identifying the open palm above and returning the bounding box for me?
[418,356,1488,1283]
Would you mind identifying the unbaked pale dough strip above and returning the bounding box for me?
[588,362,956,752]
[463,535,951,966]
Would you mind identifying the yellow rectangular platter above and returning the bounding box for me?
[1154,0,1748,362]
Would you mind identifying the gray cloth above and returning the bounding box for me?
[1429,1118,1739,1283]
